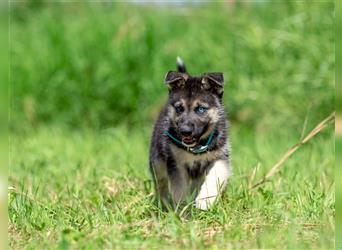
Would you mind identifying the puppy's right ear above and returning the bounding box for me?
[164,71,188,90]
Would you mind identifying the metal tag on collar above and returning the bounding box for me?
[190,145,208,154]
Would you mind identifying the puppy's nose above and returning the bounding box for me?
[179,125,193,137]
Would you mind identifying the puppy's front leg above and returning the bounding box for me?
[169,168,188,208]
[150,160,170,206]
[195,160,230,210]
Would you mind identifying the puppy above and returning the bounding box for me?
[149,58,231,210]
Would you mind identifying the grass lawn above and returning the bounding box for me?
[8,2,335,249]
[9,121,334,249]
[336,135,342,249]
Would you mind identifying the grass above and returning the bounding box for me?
[336,135,342,250]
[10,2,334,129]
[9,121,334,249]
[9,1,335,249]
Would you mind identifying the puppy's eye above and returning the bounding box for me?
[195,106,207,114]
[175,105,184,114]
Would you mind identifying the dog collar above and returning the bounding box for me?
[163,129,216,154]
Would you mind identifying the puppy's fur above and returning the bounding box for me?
[149,58,231,210]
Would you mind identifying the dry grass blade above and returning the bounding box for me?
[336,115,342,135]
[248,162,261,189]
[250,112,335,189]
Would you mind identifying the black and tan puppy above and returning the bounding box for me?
[149,58,231,210]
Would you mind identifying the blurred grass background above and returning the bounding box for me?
[9,1,335,249]
[336,1,341,248]
[0,3,9,249]
[10,1,334,131]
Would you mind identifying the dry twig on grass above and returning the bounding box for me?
[250,112,335,190]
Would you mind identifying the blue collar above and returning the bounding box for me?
[163,129,216,154]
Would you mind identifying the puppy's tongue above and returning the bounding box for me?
[182,136,195,145]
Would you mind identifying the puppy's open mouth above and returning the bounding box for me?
[181,135,197,147]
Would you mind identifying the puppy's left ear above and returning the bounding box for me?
[201,72,224,97]
[164,71,189,90]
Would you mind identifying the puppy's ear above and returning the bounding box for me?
[164,71,188,90]
[201,72,224,97]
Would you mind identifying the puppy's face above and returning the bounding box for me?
[165,72,224,147]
